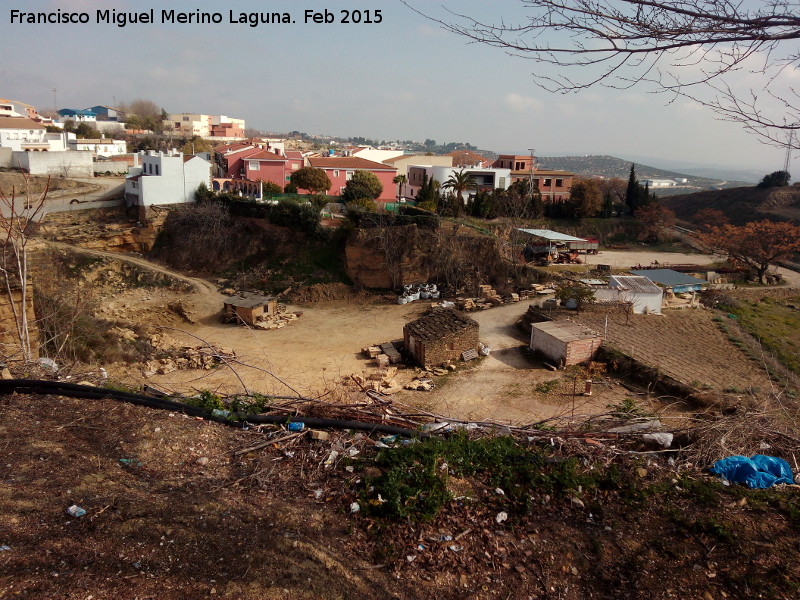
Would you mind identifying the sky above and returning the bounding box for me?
[1,0,795,179]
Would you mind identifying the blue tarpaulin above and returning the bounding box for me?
[709,455,794,489]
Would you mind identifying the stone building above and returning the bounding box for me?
[223,294,277,327]
[403,308,479,367]
[530,321,602,367]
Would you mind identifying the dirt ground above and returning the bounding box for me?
[592,248,800,286]
[7,243,800,599]
[409,301,637,425]
[3,387,800,600]
[69,244,792,425]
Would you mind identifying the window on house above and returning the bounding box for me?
[291,163,298,170]
[544,178,552,186]
[155,165,159,176]
[333,170,340,177]
[556,179,563,187]
[340,186,346,193]
[174,122,180,128]
[249,161,259,170]
[183,116,189,121]
[346,171,354,181]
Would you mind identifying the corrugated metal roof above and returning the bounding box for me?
[630,269,706,287]
[516,229,587,242]
[532,321,601,342]
[609,275,663,294]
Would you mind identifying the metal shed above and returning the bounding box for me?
[517,229,597,264]
[594,275,664,314]
[630,269,707,294]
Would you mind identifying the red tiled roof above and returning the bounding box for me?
[447,150,487,167]
[245,150,286,161]
[215,142,254,155]
[0,116,44,130]
[309,156,397,171]
[284,150,304,159]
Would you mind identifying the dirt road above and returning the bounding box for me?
[54,243,788,423]
[45,241,220,297]
[589,248,800,286]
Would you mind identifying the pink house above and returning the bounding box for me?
[213,142,303,191]
[307,156,397,202]
[210,121,244,138]
[242,150,291,186]
[217,146,261,179]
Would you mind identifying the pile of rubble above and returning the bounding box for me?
[347,366,403,395]
[252,310,302,330]
[362,342,402,368]
[405,363,458,391]
[452,284,557,312]
[143,342,236,376]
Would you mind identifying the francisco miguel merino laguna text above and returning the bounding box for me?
[9,8,384,27]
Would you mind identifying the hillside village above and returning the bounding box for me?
[3,95,800,599]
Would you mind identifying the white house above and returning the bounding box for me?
[0,117,47,151]
[0,117,75,152]
[68,137,127,157]
[0,100,23,118]
[594,275,663,315]
[125,150,211,207]
[406,164,512,200]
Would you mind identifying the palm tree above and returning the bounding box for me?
[392,174,407,200]
[442,169,477,203]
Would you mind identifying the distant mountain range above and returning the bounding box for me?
[538,155,751,193]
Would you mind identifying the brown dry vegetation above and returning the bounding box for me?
[7,206,800,598]
[0,171,84,196]
[662,185,800,226]
[3,388,800,600]
[565,305,776,396]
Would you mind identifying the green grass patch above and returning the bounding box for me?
[718,297,800,375]
[360,434,592,521]
[535,379,560,394]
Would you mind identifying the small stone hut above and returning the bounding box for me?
[403,308,479,368]
[223,294,278,327]
[530,321,602,367]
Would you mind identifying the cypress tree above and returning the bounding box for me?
[625,163,639,214]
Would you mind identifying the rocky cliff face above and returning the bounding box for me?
[37,207,167,254]
[345,225,430,289]
[344,222,507,292]
[0,283,39,360]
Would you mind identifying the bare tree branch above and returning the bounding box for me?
[408,0,800,145]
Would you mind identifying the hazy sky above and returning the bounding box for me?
[2,0,794,176]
